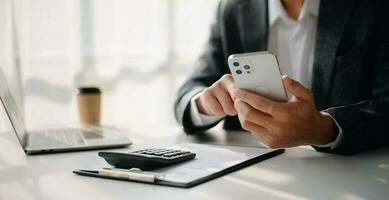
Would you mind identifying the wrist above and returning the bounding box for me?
[314,112,338,145]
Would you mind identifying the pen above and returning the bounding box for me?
[98,168,163,183]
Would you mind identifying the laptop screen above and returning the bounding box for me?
[0,66,27,148]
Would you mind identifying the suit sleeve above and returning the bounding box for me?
[314,3,389,155]
[174,2,229,134]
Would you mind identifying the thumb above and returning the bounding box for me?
[282,75,313,102]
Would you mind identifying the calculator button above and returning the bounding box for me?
[171,155,181,159]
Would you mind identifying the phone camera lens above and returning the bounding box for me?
[244,65,250,70]
[233,62,239,67]
[236,70,242,74]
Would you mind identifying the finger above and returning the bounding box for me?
[206,97,226,116]
[209,75,236,115]
[231,89,276,115]
[214,89,237,116]
[220,74,237,101]
[234,99,273,128]
[282,75,313,102]
[236,114,270,143]
[201,92,226,116]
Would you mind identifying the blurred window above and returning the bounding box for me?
[0,0,219,129]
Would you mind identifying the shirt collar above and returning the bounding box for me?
[268,0,320,26]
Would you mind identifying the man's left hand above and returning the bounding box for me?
[231,75,338,148]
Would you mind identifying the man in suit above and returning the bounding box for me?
[174,0,389,155]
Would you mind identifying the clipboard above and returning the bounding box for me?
[73,143,284,188]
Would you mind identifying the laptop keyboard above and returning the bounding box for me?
[28,129,89,148]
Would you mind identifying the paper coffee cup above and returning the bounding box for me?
[77,87,101,125]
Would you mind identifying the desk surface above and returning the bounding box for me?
[0,127,388,200]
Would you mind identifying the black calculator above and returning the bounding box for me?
[98,148,196,170]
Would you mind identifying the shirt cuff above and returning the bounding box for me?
[189,90,223,127]
[314,111,343,149]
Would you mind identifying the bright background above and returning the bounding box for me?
[0,0,220,134]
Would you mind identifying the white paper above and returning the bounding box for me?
[152,143,275,184]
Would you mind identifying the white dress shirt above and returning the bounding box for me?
[189,0,342,148]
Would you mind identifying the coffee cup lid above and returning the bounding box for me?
[77,87,101,94]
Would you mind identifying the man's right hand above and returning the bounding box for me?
[195,74,237,117]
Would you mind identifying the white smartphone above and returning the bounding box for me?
[228,51,287,102]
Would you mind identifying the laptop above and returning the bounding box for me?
[0,68,132,154]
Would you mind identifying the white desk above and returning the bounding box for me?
[0,126,388,200]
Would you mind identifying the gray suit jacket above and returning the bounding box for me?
[174,0,389,155]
